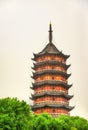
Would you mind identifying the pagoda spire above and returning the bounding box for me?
[49,23,53,43]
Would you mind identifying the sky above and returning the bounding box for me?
[0,0,88,119]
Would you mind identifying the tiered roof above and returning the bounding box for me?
[32,70,71,79]
[31,80,72,89]
[32,104,74,111]
[33,44,69,59]
[31,91,73,100]
[32,61,70,70]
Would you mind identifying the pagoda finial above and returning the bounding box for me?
[49,23,53,43]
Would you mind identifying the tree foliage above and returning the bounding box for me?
[0,97,32,130]
[0,97,88,130]
[31,113,88,130]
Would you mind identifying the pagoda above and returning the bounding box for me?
[30,24,74,117]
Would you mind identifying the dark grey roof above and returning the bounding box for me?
[31,103,74,111]
[33,61,70,70]
[33,44,70,59]
[32,80,72,88]
[32,69,71,79]
[38,43,60,55]
[31,91,73,100]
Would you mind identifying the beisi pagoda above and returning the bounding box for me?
[30,24,74,117]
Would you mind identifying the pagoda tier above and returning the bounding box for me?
[32,61,70,70]
[32,49,70,60]
[30,24,74,116]
[31,92,73,100]
[31,104,74,111]
[31,80,72,89]
[32,70,71,79]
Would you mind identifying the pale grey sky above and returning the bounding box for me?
[0,0,88,119]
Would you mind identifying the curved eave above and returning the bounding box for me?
[66,64,71,69]
[31,92,73,100]
[32,70,71,79]
[31,104,74,111]
[31,84,72,90]
[32,52,70,61]
[30,86,33,90]
[60,52,70,59]
[32,80,72,89]
[33,43,60,58]
[31,57,35,61]
[31,67,34,70]
[33,61,70,70]
[29,97,32,100]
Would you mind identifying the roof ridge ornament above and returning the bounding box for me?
[49,23,53,44]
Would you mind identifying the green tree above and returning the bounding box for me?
[55,115,72,130]
[1,98,88,130]
[31,113,88,130]
[71,127,78,130]
[48,118,63,130]
[56,115,88,130]
[70,116,88,130]
[0,97,33,130]
[32,113,51,130]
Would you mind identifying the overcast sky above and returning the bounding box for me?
[0,0,88,119]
